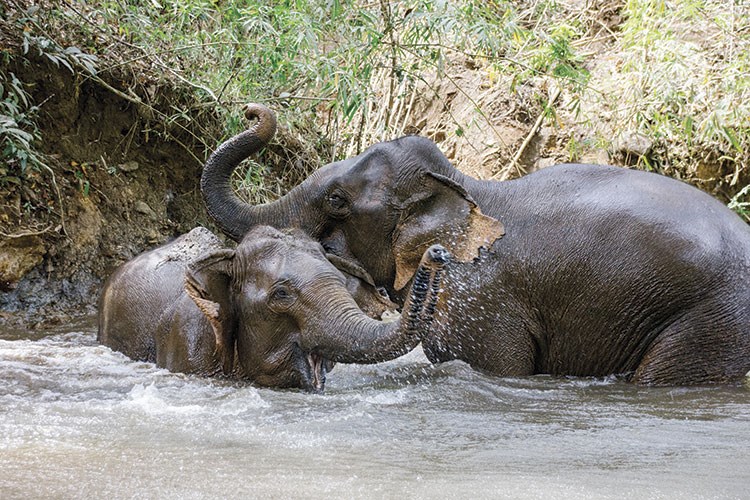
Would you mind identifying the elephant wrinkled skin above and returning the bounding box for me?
[201,104,750,386]
[98,226,448,392]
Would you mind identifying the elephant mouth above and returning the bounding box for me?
[307,352,329,393]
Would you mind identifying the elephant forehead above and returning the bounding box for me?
[313,148,395,194]
[281,252,341,278]
[237,231,324,261]
[239,247,344,286]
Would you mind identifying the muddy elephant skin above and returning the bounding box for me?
[200,104,750,386]
[98,226,447,392]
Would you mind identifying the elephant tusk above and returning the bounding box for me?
[380,309,401,322]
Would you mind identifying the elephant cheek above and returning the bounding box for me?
[323,228,393,288]
[321,228,357,260]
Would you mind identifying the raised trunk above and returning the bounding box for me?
[201,103,302,241]
[304,245,450,364]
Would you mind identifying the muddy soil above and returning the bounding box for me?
[0,58,212,325]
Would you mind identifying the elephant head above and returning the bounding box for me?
[201,104,503,300]
[182,225,449,392]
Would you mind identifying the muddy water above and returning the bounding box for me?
[1,319,748,499]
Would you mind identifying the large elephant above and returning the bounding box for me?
[201,104,750,385]
[98,225,449,392]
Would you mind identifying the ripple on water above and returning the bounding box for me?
[1,324,749,500]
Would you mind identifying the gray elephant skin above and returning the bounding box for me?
[201,104,750,386]
[98,225,448,392]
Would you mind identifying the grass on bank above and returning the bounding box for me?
[1,0,748,221]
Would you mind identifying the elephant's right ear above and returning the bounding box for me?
[185,249,237,376]
[392,172,504,291]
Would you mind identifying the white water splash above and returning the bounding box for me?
[1,323,749,500]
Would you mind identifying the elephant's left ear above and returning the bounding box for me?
[392,172,504,291]
[185,249,237,376]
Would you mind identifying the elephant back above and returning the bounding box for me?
[97,227,224,361]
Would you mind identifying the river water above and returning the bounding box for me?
[1,318,748,499]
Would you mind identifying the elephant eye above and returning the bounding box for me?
[268,283,297,311]
[326,191,349,213]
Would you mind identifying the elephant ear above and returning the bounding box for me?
[392,172,504,291]
[184,249,237,376]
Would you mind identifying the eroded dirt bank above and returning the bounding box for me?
[0,44,330,327]
[1,57,215,325]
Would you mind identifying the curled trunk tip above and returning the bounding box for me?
[405,244,450,332]
[201,103,280,241]
[243,103,277,143]
[311,244,451,365]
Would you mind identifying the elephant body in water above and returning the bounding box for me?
[201,104,750,386]
[98,226,448,392]
[419,163,750,385]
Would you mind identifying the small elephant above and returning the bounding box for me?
[200,104,750,386]
[98,226,448,392]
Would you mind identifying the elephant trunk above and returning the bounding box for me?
[304,245,450,364]
[201,103,303,241]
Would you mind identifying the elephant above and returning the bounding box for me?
[97,225,450,392]
[201,103,750,386]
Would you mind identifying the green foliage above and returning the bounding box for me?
[728,184,750,222]
[2,3,104,187]
[597,0,749,171]
[0,70,44,183]
[2,0,748,215]
[22,34,99,76]
[18,0,594,141]
[16,5,99,75]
